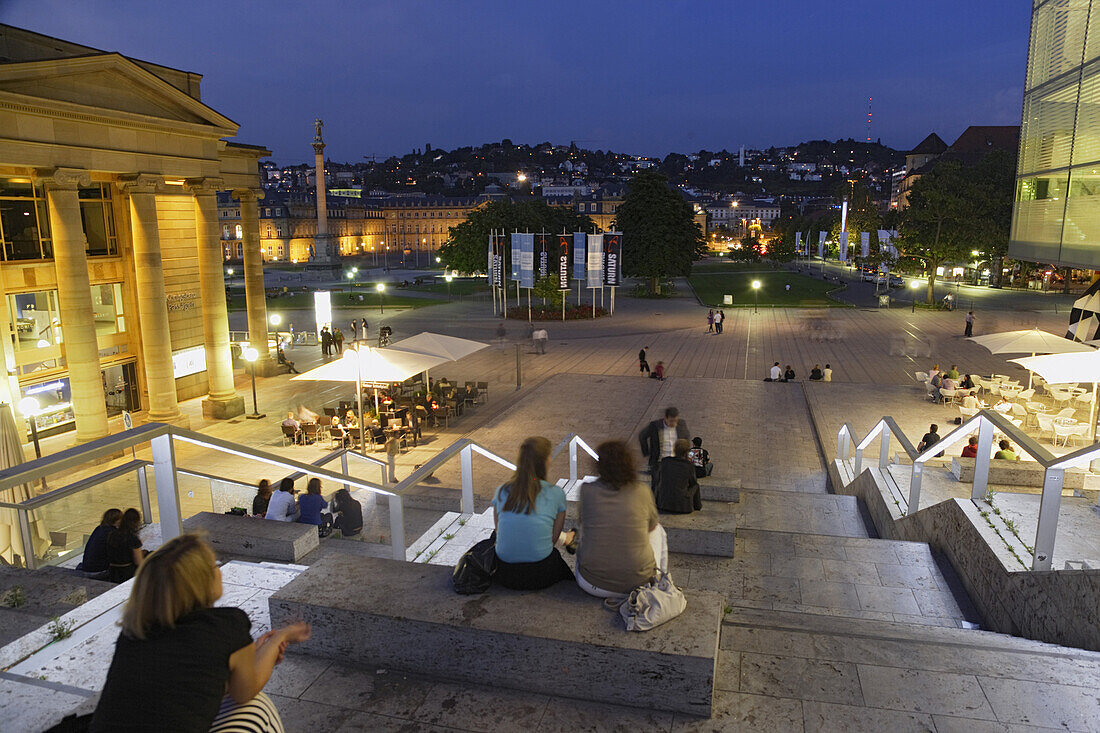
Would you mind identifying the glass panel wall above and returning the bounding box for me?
[78,185,118,257]
[0,178,52,261]
[8,290,63,375]
[1027,0,1090,89]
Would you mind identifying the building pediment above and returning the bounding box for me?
[0,53,236,134]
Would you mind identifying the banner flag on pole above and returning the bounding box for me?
[603,232,622,287]
[877,229,892,259]
[537,234,548,278]
[487,233,493,275]
[586,234,604,288]
[510,233,521,281]
[860,231,870,259]
[573,232,586,281]
[795,232,802,255]
[492,234,504,287]
[818,231,826,258]
[557,234,570,290]
[519,233,535,289]
[839,232,848,263]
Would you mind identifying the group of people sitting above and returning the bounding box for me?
[928,364,980,403]
[253,477,364,537]
[765,362,833,382]
[77,508,148,584]
[918,423,1020,461]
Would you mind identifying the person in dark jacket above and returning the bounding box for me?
[655,439,701,514]
[78,508,121,578]
[638,407,690,487]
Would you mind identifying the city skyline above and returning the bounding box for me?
[4,1,1030,163]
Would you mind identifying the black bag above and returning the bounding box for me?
[318,512,334,538]
[452,537,497,595]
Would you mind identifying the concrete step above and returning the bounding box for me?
[269,554,725,716]
[732,488,873,538]
[183,511,318,563]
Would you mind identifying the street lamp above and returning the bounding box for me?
[910,279,921,312]
[242,346,265,419]
[444,273,453,300]
[376,282,386,314]
[346,271,354,281]
[751,280,761,314]
[18,397,43,459]
[226,268,234,277]
[352,266,359,274]
[269,314,281,327]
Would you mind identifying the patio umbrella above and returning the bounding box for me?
[292,346,448,450]
[0,403,48,566]
[1010,349,1100,441]
[969,329,1095,389]
[386,332,489,389]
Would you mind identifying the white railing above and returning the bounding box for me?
[837,410,1100,571]
[551,433,600,483]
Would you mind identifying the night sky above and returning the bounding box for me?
[3,0,1032,163]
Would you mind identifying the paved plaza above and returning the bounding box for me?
[4,281,1100,731]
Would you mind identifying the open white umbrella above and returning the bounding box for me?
[388,332,488,361]
[1010,349,1100,441]
[292,346,449,450]
[0,403,48,566]
[969,328,1096,389]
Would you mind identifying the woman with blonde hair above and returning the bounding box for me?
[90,534,310,732]
[491,436,575,590]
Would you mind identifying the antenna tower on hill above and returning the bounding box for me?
[866,97,872,143]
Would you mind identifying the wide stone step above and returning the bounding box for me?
[269,554,725,716]
[732,488,872,538]
[183,512,318,563]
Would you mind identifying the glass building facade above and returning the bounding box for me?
[1011,0,1100,269]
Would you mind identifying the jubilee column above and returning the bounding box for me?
[311,118,335,266]
[121,175,188,427]
[235,188,277,373]
[190,178,244,419]
[43,168,110,443]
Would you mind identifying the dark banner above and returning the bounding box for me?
[537,234,549,279]
[557,234,570,289]
[603,232,622,287]
[491,233,504,287]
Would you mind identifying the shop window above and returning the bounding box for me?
[91,283,126,338]
[21,378,73,438]
[8,290,63,374]
[0,178,52,261]
[78,184,118,256]
[102,362,139,417]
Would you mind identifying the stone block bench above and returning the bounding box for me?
[182,512,318,562]
[700,483,740,502]
[950,458,1085,490]
[269,555,723,717]
[660,505,737,557]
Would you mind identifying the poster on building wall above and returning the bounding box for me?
[587,234,604,288]
[818,231,826,258]
[603,232,622,287]
[573,232,586,281]
[839,232,848,263]
[519,233,535,289]
[510,233,521,281]
[537,234,549,278]
[860,232,870,259]
[557,234,570,290]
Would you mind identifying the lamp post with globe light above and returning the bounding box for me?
[752,280,761,314]
[242,346,264,419]
[911,279,921,312]
[376,282,386,314]
[444,274,453,300]
[18,397,43,459]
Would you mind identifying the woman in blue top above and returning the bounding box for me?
[491,436,575,590]
[296,478,329,526]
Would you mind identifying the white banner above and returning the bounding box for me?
[839,232,848,263]
[586,234,604,288]
[519,233,535,289]
[818,231,826,258]
[860,231,870,259]
[795,231,802,255]
[510,233,521,281]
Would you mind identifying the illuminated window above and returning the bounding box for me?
[0,178,52,261]
[78,184,118,256]
[235,224,243,239]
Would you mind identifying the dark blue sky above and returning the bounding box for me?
[4,0,1032,163]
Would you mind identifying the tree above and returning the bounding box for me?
[969,150,1016,288]
[767,233,797,263]
[615,170,707,294]
[439,200,594,275]
[898,162,975,304]
[533,275,564,307]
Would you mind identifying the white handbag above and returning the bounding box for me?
[614,571,687,631]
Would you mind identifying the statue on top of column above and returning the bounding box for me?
[313,118,324,143]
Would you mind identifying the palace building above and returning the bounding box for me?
[0,24,276,442]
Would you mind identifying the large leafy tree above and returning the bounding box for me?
[898,162,975,303]
[439,200,594,274]
[615,170,707,293]
[969,150,1016,288]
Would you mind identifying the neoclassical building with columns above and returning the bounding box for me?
[0,24,274,443]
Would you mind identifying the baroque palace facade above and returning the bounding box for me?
[0,24,277,443]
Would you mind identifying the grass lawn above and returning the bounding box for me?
[691,261,781,273]
[688,270,843,307]
[408,279,489,296]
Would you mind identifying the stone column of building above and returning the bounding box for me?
[121,175,187,426]
[190,178,244,419]
[42,168,110,443]
[235,188,279,375]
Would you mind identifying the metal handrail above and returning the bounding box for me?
[838,409,1100,571]
[0,459,148,511]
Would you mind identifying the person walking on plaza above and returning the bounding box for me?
[639,407,690,489]
[965,311,975,337]
[638,346,650,375]
[713,309,724,334]
[332,327,344,354]
[707,309,715,333]
[361,317,369,342]
[349,318,359,342]
[533,327,548,354]
[495,322,507,346]
[320,326,332,356]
